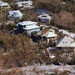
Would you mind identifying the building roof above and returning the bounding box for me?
[15,1,33,8]
[0,1,3,3]
[17,21,38,26]
[38,13,52,20]
[0,1,9,7]
[41,27,50,35]
[56,36,75,47]
[15,1,33,5]
[42,29,57,38]
[23,25,40,30]
[9,10,23,18]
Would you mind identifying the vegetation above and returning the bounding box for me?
[0,0,75,75]
[53,11,75,31]
[35,0,75,32]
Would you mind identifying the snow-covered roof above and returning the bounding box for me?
[15,1,33,5]
[17,21,38,26]
[23,25,40,30]
[0,1,3,3]
[9,10,23,17]
[0,0,10,7]
[38,13,52,20]
[0,2,9,7]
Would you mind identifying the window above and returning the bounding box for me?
[42,16,47,17]
[63,42,64,43]
[23,25,26,28]
[63,42,67,44]
[22,3,28,5]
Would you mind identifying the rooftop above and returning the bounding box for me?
[15,1,32,4]
[0,0,9,7]
[38,13,52,20]
[23,25,40,30]
[0,2,9,6]
[42,29,57,38]
[56,36,75,47]
[17,21,38,26]
[9,10,23,17]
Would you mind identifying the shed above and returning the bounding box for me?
[42,29,57,44]
[42,29,57,38]
[38,12,52,23]
[15,1,33,9]
[9,10,23,20]
[0,1,10,8]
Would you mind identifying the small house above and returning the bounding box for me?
[38,13,52,23]
[56,36,75,48]
[16,21,41,36]
[42,29,57,44]
[56,36,75,53]
[0,1,10,9]
[9,10,23,20]
[15,1,33,9]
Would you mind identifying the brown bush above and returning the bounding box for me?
[53,11,75,30]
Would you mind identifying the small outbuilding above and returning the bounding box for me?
[38,13,52,23]
[15,1,33,9]
[56,36,75,53]
[0,1,10,9]
[9,10,23,20]
[42,29,57,44]
[56,36,75,48]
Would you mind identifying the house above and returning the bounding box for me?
[42,29,57,44]
[9,10,23,20]
[0,1,10,9]
[16,21,41,36]
[38,12,52,23]
[56,36,75,53]
[42,29,57,38]
[15,1,33,9]
[56,36,75,48]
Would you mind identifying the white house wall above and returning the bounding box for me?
[56,36,74,47]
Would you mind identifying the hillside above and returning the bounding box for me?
[0,0,75,75]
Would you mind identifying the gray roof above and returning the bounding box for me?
[9,10,23,18]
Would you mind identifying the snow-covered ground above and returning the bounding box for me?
[59,29,75,38]
[0,65,75,75]
[51,25,75,38]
